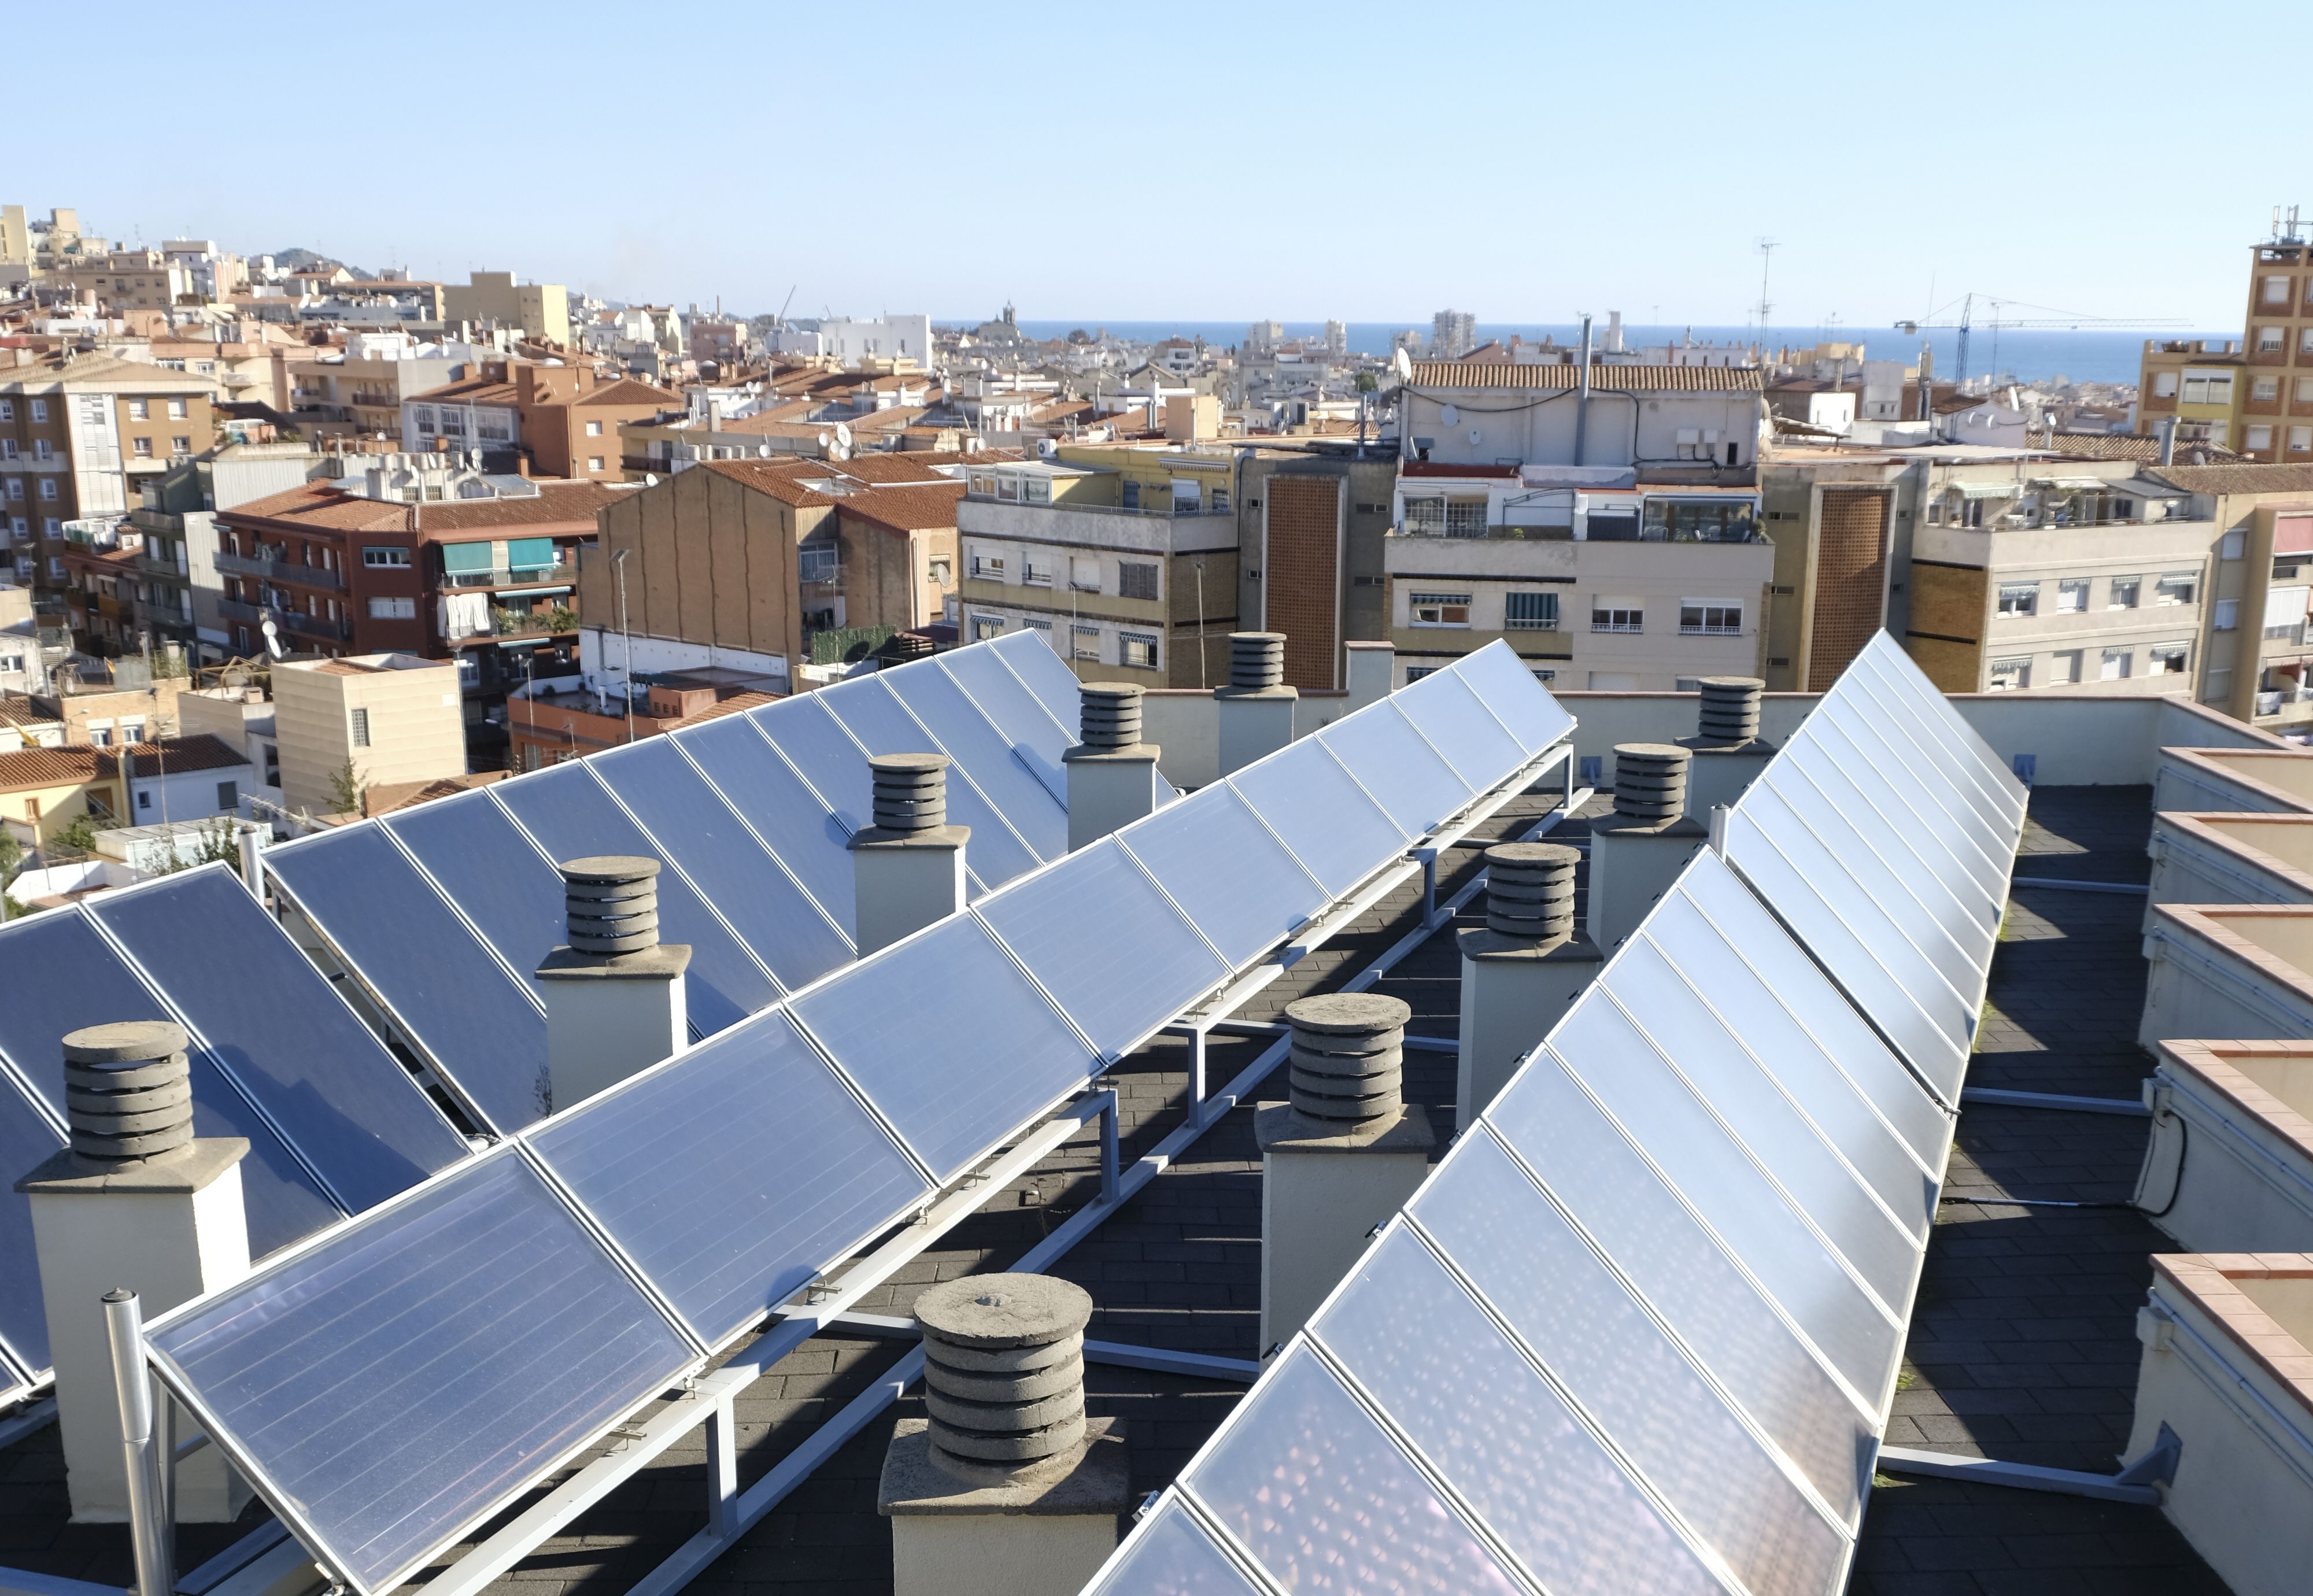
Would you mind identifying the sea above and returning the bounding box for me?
[995,320,2235,389]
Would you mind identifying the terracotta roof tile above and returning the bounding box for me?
[1406,360,1765,394]
[0,744,108,791]
[2147,463,2313,496]
[113,734,251,778]
[572,378,680,409]
[837,482,965,533]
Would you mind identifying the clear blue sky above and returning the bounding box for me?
[21,2,2306,331]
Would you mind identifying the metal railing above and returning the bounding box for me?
[962,493,1231,518]
[445,562,574,589]
[217,550,344,590]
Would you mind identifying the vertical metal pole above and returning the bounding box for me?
[105,1290,172,1596]
[1565,749,1576,815]
[238,823,263,898]
[704,1392,738,1541]
[1187,1026,1207,1128]
[1097,1090,1120,1209]
[1418,849,1439,927]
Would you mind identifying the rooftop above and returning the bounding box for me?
[1406,360,1767,394]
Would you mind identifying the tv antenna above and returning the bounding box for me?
[1753,239,1778,334]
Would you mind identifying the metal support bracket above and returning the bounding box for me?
[1960,1088,2152,1118]
[1875,1439,2173,1505]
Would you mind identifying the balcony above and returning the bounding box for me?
[216,597,261,624]
[216,549,345,591]
[279,610,351,642]
[443,561,576,590]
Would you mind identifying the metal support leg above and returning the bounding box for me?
[104,1291,172,1596]
[1417,848,1439,927]
[703,1392,738,1542]
[1186,1025,1207,1128]
[1096,1089,1120,1209]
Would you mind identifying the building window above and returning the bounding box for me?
[799,545,838,584]
[2107,575,2141,609]
[35,442,53,464]
[2258,327,2285,352]
[2215,599,2240,630]
[128,398,149,420]
[2149,643,2189,677]
[2255,377,2281,402]
[132,437,153,457]
[138,789,152,811]
[1503,590,1560,631]
[2055,578,2088,614]
[168,398,187,419]
[1411,592,1472,627]
[2248,426,2275,452]
[2155,572,2197,606]
[1989,657,2030,692]
[1071,557,1101,592]
[1119,561,1159,601]
[2266,275,2293,304]
[350,706,371,747]
[1022,616,1050,633]
[2153,371,2178,398]
[2182,371,2234,404]
[1678,599,1742,636]
[1404,666,1438,682]
[970,552,1004,579]
[2292,427,2313,454]
[363,546,410,567]
[2223,531,2247,559]
[29,400,46,422]
[588,457,604,472]
[1530,668,1557,684]
[971,615,1003,641]
[2050,649,2083,685]
[216,780,238,811]
[1996,581,2038,618]
[1072,625,1101,660]
[1590,598,1643,634]
[90,726,111,747]
[2100,648,2131,681]
[1120,632,1158,670]
[0,400,10,420]
[1021,555,1052,586]
[1213,487,1229,513]
[367,596,416,619]
[1121,480,1140,511]
[585,420,603,437]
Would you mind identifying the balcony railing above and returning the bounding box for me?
[444,561,575,589]
[216,549,343,590]
[963,493,1232,518]
[279,610,351,641]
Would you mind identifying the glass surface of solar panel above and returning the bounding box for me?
[989,629,1093,743]
[1856,636,2028,813]
[1184,1344,1528,1596]
[749,694,875,833]
[1450,640,1577,754]
[816,674,1036,891]
[0,910,338,1255]
[586,738,849,991]
[1314,1225,1728,1596]
[1227,736,1407,897]
[1088,1498,1268,1595]
[1602,944,1920,1307]
[148,1150,694,1596]
[384,789,565,991]
[1805,699,2012,900]
[1113,785,1327,969]
[883,660,1068,860]
[1676,854,1953,1167]
[934,644,1076,803]
[1727,803,1975,1100]
[90,871,470,1214]
[1836,665,2022,842]
[1472,1088,1875,1522]
[263,827,549,1132]
[974,840,1227,1061]
[670,715,858,936]
[490,763,779,1031]
[1390,666,1528,790]
[789,914,1098,1181]
[525,1011,928,1348]
[1412,1133,1849,1594]
[0,1067,64,1373]
[1757,769,1981,996]
[1647,879,1942,1225]
[1314,700,1472,837]
[0,1343,25,1401]
[1509,1029,1901,1400]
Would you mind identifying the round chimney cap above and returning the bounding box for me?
[1484,841,1580,870]
[869,752,950,776]
[63,1020,189,1065]
[559,855,661,884]
[1283,992,1412,1036]
[914,1273,1092,1349]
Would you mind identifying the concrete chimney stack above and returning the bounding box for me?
[1344,640,1395,711]
[1063,684,1159,851]
[1678,675,1775,820]
[534,856,692,1110]
[1257,994,1435,1349]
[16,1021,252,1522]
[849,753,969,954]
[1215,631,1295,775]
[879,1274,1129,1596]
[1455,843,1602,1129]
[1587,744,1708,951]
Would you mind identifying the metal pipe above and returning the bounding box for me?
[1572,314,1593,467]
[104,1291,172,1596]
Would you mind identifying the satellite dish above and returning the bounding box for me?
[259,616,284,660]
[1391,347,1413,381]
[644,472,659,486]
[1440,405,1460,426]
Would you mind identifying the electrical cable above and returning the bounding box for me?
[2140,1113,2189,1220]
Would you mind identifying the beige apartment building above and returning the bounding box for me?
[271,652,465,821]
[441,271,572,348]
[2240,226,2313,464]
[2133,463,2313,733]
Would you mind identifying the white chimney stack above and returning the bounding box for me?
[1455,843,1602,1129]
[1343,640,1395,711]
[1678,675,1773,819]
[1215,631,1295,776]
[1587,744,1708,952]
[534,856,691,1110]
[1063,684,1159,851]
[17,1020,252,1522]
[850,753,968,954]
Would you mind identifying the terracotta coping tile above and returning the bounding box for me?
[2152,1252,2313,1418]
[2156,1041,2313,1164]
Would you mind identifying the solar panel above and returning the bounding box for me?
[1228,736,1409,898]
[748,693,875,834]
[988,627,1093,743]
[586,737,851,991]
[816,674,1040,893]
[1314,1224,1731,1596]
[147,1150,697,1596]
[263,825,551,1133]
[934,643,1077,804]
[883,659,1069,860]
[90,869,473,1214]
[1804,697,2012,903]
[1450,641,1579,755]
[1114,784,1328,970]
[1314,699,1473,837]
[1390,664,1529,789]
[788,912,1099,1183]
[670,713,859,937]
[1089,1498,1266,1596]
[1854,634,2027,815]
[524,1010,929,1349]
[492,762,781,1030]
[974,838,1228,1061]
[0,1065,65,1378]
[385,787,567,990]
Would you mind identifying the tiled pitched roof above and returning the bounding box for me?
[2146,463,2313,496]
[572,378,680,409]
[408,374,519,404]
[1406,360,1765,394]
[419,480,634,533]
[0,744,108,792]
[696,459,839,507]
[219,481,408,532]
[838,482,965,534]
[827,453,955,486]
[113,734,252,778]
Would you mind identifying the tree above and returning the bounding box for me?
[53,813,103,856]
[1067,329,1091,345]
[328,759,366,817]
[1354,371,1379,393]
[0,829,17,886]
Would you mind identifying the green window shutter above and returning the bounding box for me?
[441,542,493,573]
[507,537,554,572]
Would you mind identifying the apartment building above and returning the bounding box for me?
[1381,464,1770,689]
[439,271,571,347]
[1399,360,1767,470]
[1237,445,1400,690]
[403,361,677,481]
[270,652,465,821]
[2240,224,2313,464]
[2137,340,2244,452]
[1904,463,2216,698]
[43,248,197,313]
[0,353,224,623]
[282,336,508,442]
[131,442,320,663]
[955,452,1238,688]
[505,670,778,771]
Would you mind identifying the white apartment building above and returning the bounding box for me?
[1400,361,1767,471]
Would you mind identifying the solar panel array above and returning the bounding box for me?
[259,632,1110,1133]
[0,867,475,1399]
[141,642,1573,1596]
[1089,632,2025,1596]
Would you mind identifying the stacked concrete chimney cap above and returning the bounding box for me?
[1284,992,1410,1125]
[1611,742,1691,822]
[871,753,951,832]
[914,1273,1093,1481]
[1693,675,1765,746]
[61,1020,196,1163]
[1218,631,1289,695]
[1481,843,1579,943]
[1074,683,1146,752]
[560,856,663,955]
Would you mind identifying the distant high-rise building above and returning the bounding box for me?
[1431,309,1477,359]
[1322,319,1347,357]
[2237,206,2312,463]
[1246,320,1284,354]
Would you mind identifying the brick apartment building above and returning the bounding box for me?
[402,361,677,482]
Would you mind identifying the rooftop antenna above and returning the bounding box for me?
[1754,238,1778,335]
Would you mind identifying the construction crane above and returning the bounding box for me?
[1894,294,2187,388]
